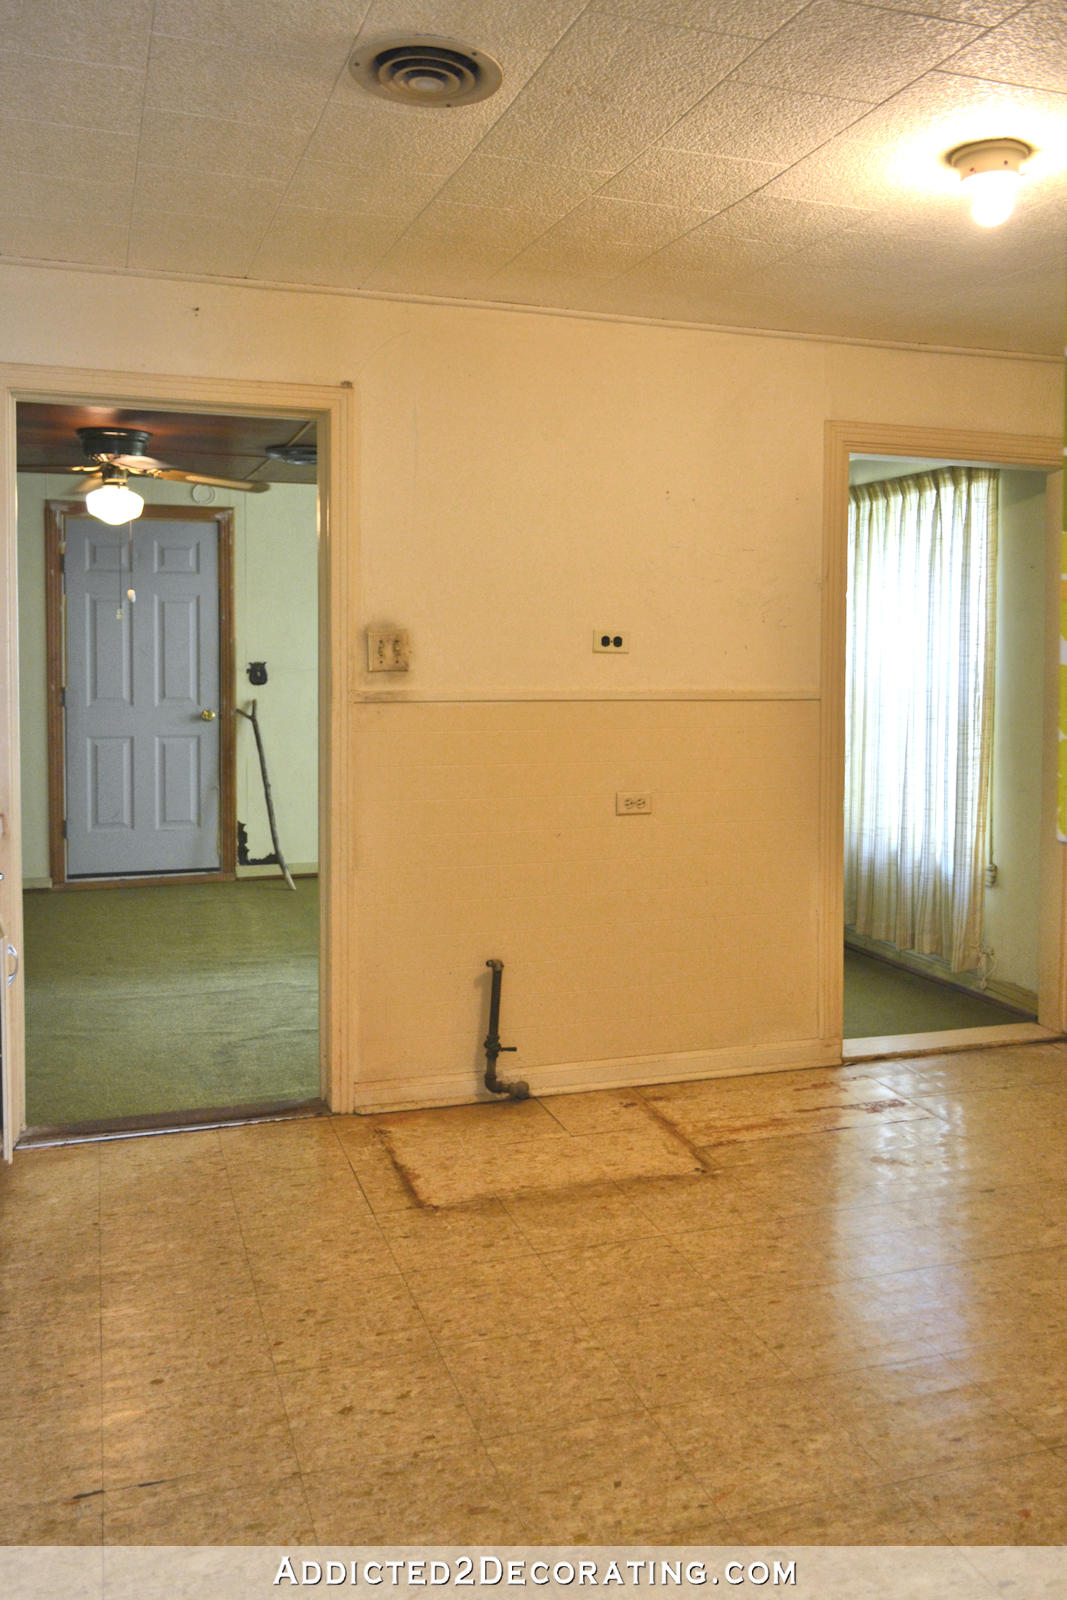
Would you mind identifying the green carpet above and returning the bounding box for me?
[23,878,319,1127]
[843,946,1032,1038]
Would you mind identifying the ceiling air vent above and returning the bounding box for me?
[349,36,503,107]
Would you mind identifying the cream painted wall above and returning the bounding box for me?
[16,471,318,883]
[0,263,1060,1109]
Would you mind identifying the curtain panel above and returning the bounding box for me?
[844,466,998,974]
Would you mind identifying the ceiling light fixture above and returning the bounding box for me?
[85,466,145,525]
[947,137,1033,227]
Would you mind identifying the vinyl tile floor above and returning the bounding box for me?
[4,1042,1067,1546]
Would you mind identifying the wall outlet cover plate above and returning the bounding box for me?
[367,628,411,671]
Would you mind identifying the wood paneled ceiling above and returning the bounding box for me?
[0,1,1064,354]
[17,404,318,486]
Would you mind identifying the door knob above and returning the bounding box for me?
[200,709,217,721]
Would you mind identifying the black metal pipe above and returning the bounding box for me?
[483,959,529,1100]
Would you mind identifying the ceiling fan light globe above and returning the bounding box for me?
[86,481,145,524]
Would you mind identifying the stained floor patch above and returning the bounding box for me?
[376,1097,702,1207]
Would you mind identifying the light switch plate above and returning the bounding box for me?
[367,628,411,672]
[616,792,652,815]
[594,631,629,652]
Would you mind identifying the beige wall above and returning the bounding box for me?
[16,472,318,884]
[0,264,1060,1110]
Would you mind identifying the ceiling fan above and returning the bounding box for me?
[22,426,270,524]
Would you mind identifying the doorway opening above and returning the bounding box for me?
[842,450,1048,1052]
[17,399,324,1134]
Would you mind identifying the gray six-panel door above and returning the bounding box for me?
[64,514,221,877]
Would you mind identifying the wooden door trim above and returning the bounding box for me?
[820,422,1063,1047]
[45,501,238,887]
[3,364,355,1137]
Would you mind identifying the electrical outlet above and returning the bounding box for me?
[616,792,652,815]
[594,631,629,652]
[367,628,411,672]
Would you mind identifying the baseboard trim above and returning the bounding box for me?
[351,1037,842,1113]
[236,863,319,879]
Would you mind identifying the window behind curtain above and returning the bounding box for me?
[844,466,998,974]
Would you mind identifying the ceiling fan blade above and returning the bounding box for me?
[109,453,174,473]
[16,463,99,475]
[151,468,270,493]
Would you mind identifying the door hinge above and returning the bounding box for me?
[62,818,68,839]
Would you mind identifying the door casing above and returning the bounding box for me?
[0,364,358,1154]
[46,502,238,888]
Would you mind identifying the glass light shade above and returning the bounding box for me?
[85,481,145,524]
[962,167,1020,227]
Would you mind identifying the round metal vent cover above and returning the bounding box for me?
[266,442,317,465]
[349,36,502,107]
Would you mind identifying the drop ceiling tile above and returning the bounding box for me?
[306,96,497,174]
[144,36,337,130]
[704,192,868,248]
[357,0,592,62]
[761,127,927,210]
[625,228,788,277]
[621,198,865,285]
[732,0,984,102]
[586,0,807,39]
[436,153,611,215]
[601,147,781,211]
[127,214,268,277]
[557,195,711,250]
[0,214,129,268]
[661,79,870,164]
[0,49,145,133]
[478,12,758,163]
[0,0,152,68]
[136,110,311,182]
[0,169,126,225]
[375,201,557,273]
[511,195,708,276]
[150,0,371,71]
[132,167,287,226]
[287,158,447,215]
[768,69,1067,221]
[883,259,1063,353]
[767,219,963,288]
[250,206,407,287]
[477,100,654,169]
[832,65,1067,157]
[876,0,1026,21]
[0,118,139,185]
[938,1,1067,92]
